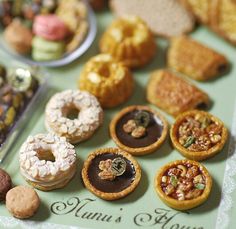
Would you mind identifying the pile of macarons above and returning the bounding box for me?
[32,14,70,61]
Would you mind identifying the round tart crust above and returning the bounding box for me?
[155,159,212,210]
[81,148,141,200]
[170,110,228,161]
[110,105,168,156]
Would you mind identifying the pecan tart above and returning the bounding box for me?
[82,148,141,200]
[155,159,212,210]
[109,105,168,156]
[170,110,228,161]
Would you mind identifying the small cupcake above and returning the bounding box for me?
[99,16,157,68]
[78,54,134,108]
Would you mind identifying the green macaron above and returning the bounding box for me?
[32,36,65,61]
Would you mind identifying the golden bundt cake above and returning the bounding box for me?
[78,54,134,108]
[99,16,157,68]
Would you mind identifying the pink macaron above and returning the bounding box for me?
[33,14,69,41]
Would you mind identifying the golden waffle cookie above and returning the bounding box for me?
[99,16,156,68]
[78,54,134,108]
[146,70,210,117]
[168,36,228,81]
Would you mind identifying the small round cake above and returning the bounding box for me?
[110,105,168,155]
[6,186,40,219]
[78,54,134,108]
[155,159,212,210]
[82,148,141,200]
[19,133,77,191]
[99,16,157,68]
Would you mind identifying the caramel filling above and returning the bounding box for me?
[161,163,206,200]
[177,113,223,151]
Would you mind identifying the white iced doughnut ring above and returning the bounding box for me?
[45,89,104,144]
[19,133,77,191]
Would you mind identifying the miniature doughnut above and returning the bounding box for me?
[45,89,104,144]
[19,133,77,191]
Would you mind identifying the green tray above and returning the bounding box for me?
[0,11,236,229]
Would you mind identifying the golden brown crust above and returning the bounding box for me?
[210,0,236,45]
[78,54,134,108]
[109,105,168,156]
[81,148,141,200]
[99,16,157,68]
[6,186,40,219]
[167,36,228,81]
[155,159,212,210]
[180,0,236,45]
[170,110,228,161]
[179,0,211,24]
[146,70,210,117]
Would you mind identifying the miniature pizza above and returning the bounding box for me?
[109,105,168,155]
[170,110,228,161]
[19,133,77,191]
[81,148,141,200]
[155,159,212,210]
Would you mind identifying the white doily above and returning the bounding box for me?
[215,101,236,229]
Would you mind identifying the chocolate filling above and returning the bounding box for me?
[115,110,163,148]
[87,153,136,193]
[217,64,227,73]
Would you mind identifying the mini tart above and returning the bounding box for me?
[110,105,168,156]
[155,159,212,210]
[81,148,141,200]
[99,15,157,68]
[170,110,228,161]
[78,54,134,108]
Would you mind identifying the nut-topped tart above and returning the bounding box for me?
[170,110,228,161]
[155,159,212,210]
[81,148,141,200]
[110,105,168,155]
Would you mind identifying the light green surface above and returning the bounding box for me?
[1,11,236,229]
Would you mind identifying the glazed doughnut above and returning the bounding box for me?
[19,133,77,191]
[45,90,103,144]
